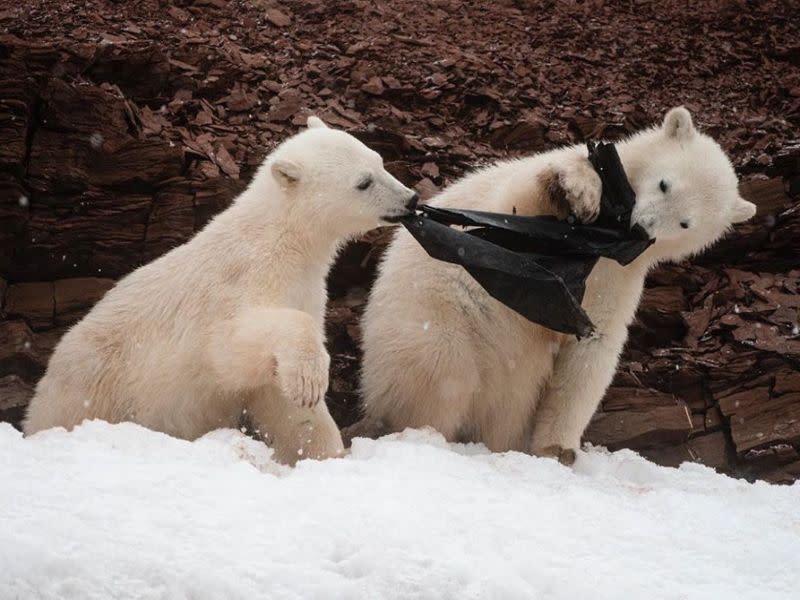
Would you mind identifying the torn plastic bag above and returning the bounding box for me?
[400,141,654,338]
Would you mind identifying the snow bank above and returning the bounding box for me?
[1,421,797,600]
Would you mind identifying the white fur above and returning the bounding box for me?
[352,107,755,461]
[24,116,417,466]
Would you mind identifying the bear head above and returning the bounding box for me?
[267,116,418,236]
[627,107,756,263]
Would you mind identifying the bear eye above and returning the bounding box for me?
[659,180,669,193]
[357,176,373,191]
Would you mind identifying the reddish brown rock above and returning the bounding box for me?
[773,370,800,396]
[414,178,440,201]
[265,8,291,27]
[0,76,36,170]
[601,387,678,412]
[0,374,34,428]
[584,403,693,451]
[144,187,196,262]
[420,162,440,180]
[28,130,182,194]
[4,282,54,330]
[54,278,115,325]
[704,407,723,432]
[0,320,58,381]
[361,77,385,97]
[762,460,800,485]
[730,394,800,455]
[718,387,770,417]
[639,444,693,468]
[738,178,789,217]
[630,286,688,345]
[688,431,730,471]
[488,119,548,151]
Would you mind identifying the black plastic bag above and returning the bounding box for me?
[401,142,653,338]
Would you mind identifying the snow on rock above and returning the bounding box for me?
[1,422,798,600]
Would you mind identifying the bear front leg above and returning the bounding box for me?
[548,153,602,224]
[247,387,344,466]
[530,335,623,465]
[207,306,330,408]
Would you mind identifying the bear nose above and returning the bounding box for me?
[406,193,419,211]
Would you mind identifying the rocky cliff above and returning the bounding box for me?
[1,0,798,481]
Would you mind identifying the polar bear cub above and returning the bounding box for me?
[352,107,755,464]
[24,116,418,465]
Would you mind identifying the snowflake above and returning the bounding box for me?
[89,132,104,149]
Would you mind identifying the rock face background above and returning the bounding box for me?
[1,0,798,482]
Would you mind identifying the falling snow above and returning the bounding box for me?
[89,132,104,148]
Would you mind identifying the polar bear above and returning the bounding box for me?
[349,107,755,464]
[24,116,418,465]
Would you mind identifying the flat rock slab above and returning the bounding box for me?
[585,403,694,451]
[54,278,115,325]
[5,283,54,330]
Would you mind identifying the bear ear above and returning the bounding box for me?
[271,159,302,187]
[663,106,695,141]
[306,116,329,129]
[730,196,756,223]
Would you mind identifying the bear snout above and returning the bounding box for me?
[630,211,656,236]
[381,192,419,223]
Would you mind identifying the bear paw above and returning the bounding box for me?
[535,444,577,466]
[276,348,330,408]
[558,159,601,224]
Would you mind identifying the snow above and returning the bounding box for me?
[1,422,798,600]
[89,132,104,149]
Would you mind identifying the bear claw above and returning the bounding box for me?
[538,445,577,466]
[277,350,330,409]
[558,159,602,224]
